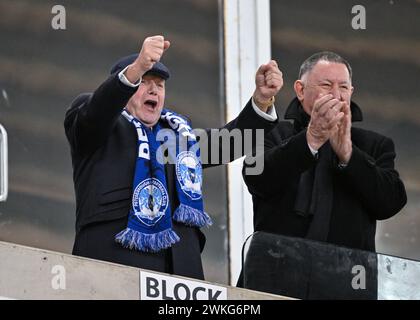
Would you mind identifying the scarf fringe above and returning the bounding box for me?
[173,203,213,228]
[115,227,180,252]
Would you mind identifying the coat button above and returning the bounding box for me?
[279,138,290,149]
[366,158,376,167]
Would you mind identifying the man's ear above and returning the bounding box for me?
[294,80,305,102]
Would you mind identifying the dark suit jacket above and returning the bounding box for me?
[64,73,277,279]
[243,98,407,252]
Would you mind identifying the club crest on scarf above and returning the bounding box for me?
[115,108,212,253]
[133,178,168,226]
[176,151,202,200]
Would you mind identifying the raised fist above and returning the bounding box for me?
[253,60,283,112]
[125,35,170,83]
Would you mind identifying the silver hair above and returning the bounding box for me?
[298,51,352,81]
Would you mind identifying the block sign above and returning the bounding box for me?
[140,271,227,300]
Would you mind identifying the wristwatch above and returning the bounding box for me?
[256,96,275,109]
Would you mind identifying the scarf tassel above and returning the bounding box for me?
[115,227,180,252]
[173,203,213,228]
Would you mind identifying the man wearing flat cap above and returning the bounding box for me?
[64,35,283,279]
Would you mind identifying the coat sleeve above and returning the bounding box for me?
[338,136,407,220]
[201,98,278,168]
[243,129,317,198]
[64,73,138,154]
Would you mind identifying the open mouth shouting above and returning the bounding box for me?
[144,99,158,111]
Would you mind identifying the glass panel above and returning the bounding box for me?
[0,0,227,283]
[242,232,420,299]
[270,0,420,262]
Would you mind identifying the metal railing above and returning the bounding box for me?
[0,123,8,202]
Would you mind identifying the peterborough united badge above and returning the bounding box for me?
[132,178,168,226]
[176,151,202,200]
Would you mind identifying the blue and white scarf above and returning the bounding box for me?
[115,108,212,252]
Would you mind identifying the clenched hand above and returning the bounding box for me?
[253,60,283,112]
[125,35,171,83]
